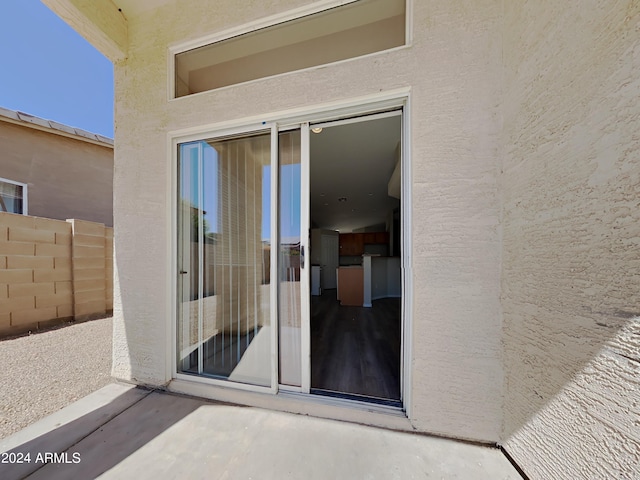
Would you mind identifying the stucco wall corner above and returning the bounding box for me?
[501,1,640,478]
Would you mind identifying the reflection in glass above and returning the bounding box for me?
[278,130,302,386]
[177,131,272,387]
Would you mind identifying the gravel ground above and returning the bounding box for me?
[0,317,113,440]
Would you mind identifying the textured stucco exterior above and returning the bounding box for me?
[47,0,639,477]
[501,1,640,478]
[109,0,503,443]
[0,120,113,226]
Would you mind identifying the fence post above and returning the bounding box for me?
[67,219,107,321]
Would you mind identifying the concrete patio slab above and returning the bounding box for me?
[0,383,150,479]
[1,384,522,479]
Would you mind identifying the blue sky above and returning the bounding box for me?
[0,1,114,138]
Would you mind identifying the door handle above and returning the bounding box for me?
[300,246,305,269]
[179,270,188,275]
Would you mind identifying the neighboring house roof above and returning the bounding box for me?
[0,106,113,148]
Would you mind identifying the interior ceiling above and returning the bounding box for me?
[310,114,401,233]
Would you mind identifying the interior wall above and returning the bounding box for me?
[112,0,504,442]
[501,1,640,478]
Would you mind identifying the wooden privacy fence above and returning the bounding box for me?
[0,212,113,337]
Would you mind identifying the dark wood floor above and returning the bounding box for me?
[311,290,401,401]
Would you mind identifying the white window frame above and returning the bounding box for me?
[167,88,413,416]
[168,0,413,101]
[0,177,28,215]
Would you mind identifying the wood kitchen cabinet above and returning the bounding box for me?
[374,232,389,244]
[339,232,388,256]
[339,233,363,256]
[338,234,349,254]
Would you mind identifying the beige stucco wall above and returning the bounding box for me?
[111,0,503,442]
[0,121,113,227]
[501,1,640,478]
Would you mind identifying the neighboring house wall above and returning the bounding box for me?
[0,212,113,337]
[501,1,640,479]
[108,0,504,443]
[0,119,113,226]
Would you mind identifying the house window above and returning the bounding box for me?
[0,178,27,215]
[174,0,406,97]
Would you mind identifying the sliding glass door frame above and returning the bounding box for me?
[275,122,311,394]
[169,89,411,411]
[172,122,280,394]
[300,123,311,395]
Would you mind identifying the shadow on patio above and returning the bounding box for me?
[0,383,522,480]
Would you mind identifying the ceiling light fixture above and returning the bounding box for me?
[311,127,323,134]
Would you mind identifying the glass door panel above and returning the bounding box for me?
[177,131,273,388]
[177,142,201,374]
[278,126,310,391]
[278,130,302,387]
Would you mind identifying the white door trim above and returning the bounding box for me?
[310,109,402,130]
[300,122,311,394]
[270,124,280,393]
[400,96,413,417]
[168,89,412,415]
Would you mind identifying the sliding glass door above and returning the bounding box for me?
[177,130,274,388]
[176,125,310,391]
[175,107,405,404]
[277,127,310,391]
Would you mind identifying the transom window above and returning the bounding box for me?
[174,0,406,97]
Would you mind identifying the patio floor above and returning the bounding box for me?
[0,383,522,479]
